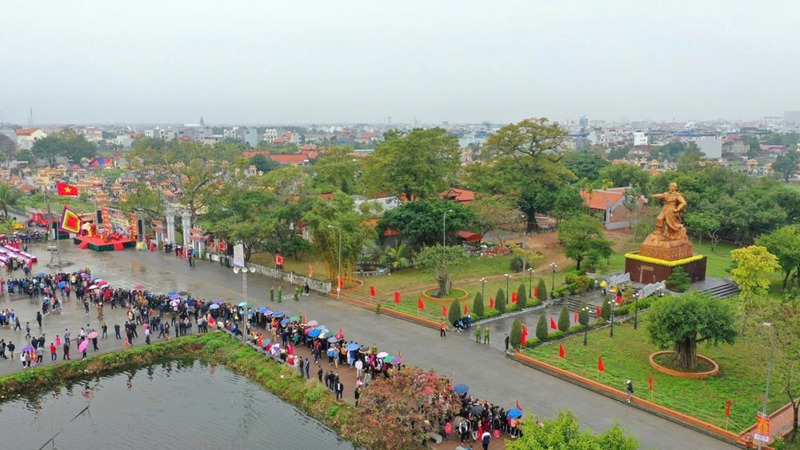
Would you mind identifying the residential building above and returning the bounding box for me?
[15,128,47,150]
[580,187,647,230]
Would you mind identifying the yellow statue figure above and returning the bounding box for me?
[651,182,687,241]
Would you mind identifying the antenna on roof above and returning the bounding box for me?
[29,108,33,127]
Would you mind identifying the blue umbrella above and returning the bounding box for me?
[327,337,339,343]
[453,384,469,395]
[209,303,220,310]
[213,298,225,304]
[260,338,272,348]
[170,293,181,300]
[58,280,66,288]
[36,272,46,278]
[273,311,285,318]
[346,343,360,351]
[280,318,290,326]
[308,329,322,338]
[92,277,102,283]
[258,307,270,314]
[507,408,523,419]
[168,291,177,296]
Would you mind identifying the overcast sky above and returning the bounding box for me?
[2,0,799,126]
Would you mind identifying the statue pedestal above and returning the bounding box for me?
[626,232,706,284]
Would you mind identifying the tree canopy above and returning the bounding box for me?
[730,245,780,334]
[506,410,638,450]
[557,215,613,271]
[377,199,473,251]
[31,131,97,167]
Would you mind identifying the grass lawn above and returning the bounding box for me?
[525,302,787,432]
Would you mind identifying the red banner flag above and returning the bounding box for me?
[56,182,79,197]
[616,291,622,305]
[573,311,578,323]
[275,254,284,266]
[648,375,653,391]
[725,400,732,418]
[559,344,565,358]
[463,303,468,315]
[596,305,602,317]
[370,286,376,297]
[550,317,558,330]
[489,297,495,309]
[394,292,400,303]
[60,206,81,233]
[598,356,605,372]
[511,292,518,303]
[338,277,343,290]
[308,265,314,278]
[533,287,538,298]
[442,305,447,317]
[417,298,425,310]
[521,325,528,345]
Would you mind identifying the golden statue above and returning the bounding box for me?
[640,182,692,260]
[651,182,687,241]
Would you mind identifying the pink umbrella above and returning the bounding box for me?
[134,284,145,290]
[97,280,109,287]
[87,331,99,339]
[78,340,88,353]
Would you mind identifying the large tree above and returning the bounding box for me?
[468,196,523,247]
[415,245,466,296]
[0,183,23,217]
[377,199,473,251]
[757,225,800,291]
[361,128,460,200]
[763,298,800,443]
[562,151,610,182]
[303,192,369,281]
[506,411,638,450]
[31,131,97,167]
[598,163,650,191]
[557,214,613,271]
[772,151,799,182]
[730,245,780,334]
[647,293,737,370]
[311,145,361,195]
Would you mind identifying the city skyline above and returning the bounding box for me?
[2,0,799,125]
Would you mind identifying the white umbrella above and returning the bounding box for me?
[89,285,98,290]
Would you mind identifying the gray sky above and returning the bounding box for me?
[2,0,799,125]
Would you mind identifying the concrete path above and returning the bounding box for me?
[0,242,736,449]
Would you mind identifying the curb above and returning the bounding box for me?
[510,352,746,448]
[330,293,440,330]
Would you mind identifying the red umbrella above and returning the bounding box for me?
[87,331,99,339]
[134,284,145,290]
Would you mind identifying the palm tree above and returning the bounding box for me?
[0,183,23,218]
[380,243,412,271]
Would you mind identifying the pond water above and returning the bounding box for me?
[0,360,354,450]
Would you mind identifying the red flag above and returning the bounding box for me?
[463,304,468,314]
[533,287,538,298]
[442,305,447,316]
[616,291,622,305]
[511,292,518,303]
[60,206,81,233]
[550,317,557,330]
[559,344,565,358]
[598,356,605,372]
[275,254,284,266]
[370,286,376,297]
[520,325,528,345]
[417,298,424,310]
[725,400,732,418]
[56,182,79,197]
[394,292,400,303]
[648,375,653,391]
[596,305,601,317]
[338,277,343,290]
[308,265,314,278]
[573,311,578,323]
[489,297,495,309]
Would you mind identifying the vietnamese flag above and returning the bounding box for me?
[598,356,605,372]
[596,305,602,317]
[370,286,376,297]
[573,311,578,323]
[442,305,447,317]
[417,298,425,310]
[489,297,495,309]
[463,304,468,315]
[725,400,732,418]
[533,287,538,298]
[394,292,400,303]
[550,317,558,330]
[521,325,528,345]
[56,182,79,197]
[648,375,654,391]
[559,344,565,358]
[511,292,518,303]
[338,277,343,290]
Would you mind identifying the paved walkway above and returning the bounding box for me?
[0,243,737,449]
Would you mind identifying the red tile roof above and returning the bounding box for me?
[579,188,645,210]
[441,188,475,204]
[269,154,312,165]
[15,128,39,136]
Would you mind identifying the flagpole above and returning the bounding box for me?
[44,184,63,267]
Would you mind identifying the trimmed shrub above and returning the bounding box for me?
[510,319,522,348]
[601,299,611,321]
[536,279,547,302]
[517,283,528,309]
[558,306,570,333]
[536,314,548,341]
[510,256,526,273]
[472,292,485,318]
[448,298,462,324]
[578,304,590,326]
[547,330,565,341]
[574,275,594,293]
[666,267,691,292]
[496,288,506,313]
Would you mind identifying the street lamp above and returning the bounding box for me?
[232,264,256,341]
[759,322,777,450]
[609,298,616,338]
[633,293,641,330]
[327,224,342,299]
[550,263,558,292]
[527,267,534,298]
[504,273,510,298]
[582,305,591,346]
[480,278,487,302]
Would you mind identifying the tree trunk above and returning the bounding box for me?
[575,256,582,271]
[674,338,697,370]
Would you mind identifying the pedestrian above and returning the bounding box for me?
[504,333,510,351]
[25,321,31,339]
[7,341,15,359]
[114,323,121,340]
[475,324,481,342]
[481,429,491,450]
[440,321,447,338]
[101,323,108,339]
[317,364,323,383]
[483,326,490,345]
[354,385,361,407]
[626,380,634,403]
[304,357,310,379]
[36,311,42,329]
[335,378,344,400]
[50,342,57,361]
[62,342,70,360]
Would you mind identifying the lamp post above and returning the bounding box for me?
[327,224,342,299]
[758,322,777,450]
[232,264,256,341]
[633,293,641,330]
[582,305,590,346]
[609,298,615,338]
[550,263,558,292]
[480,278,486,302]
[504,274,510,298]
[527,267,534,298]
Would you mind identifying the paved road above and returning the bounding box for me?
[0,242,736,449]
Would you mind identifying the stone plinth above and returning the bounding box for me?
[625,253,707,285]
[639,232,694,261]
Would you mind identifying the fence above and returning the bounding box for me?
[607,273,631,287]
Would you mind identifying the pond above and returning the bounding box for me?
[0,359,354,450]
